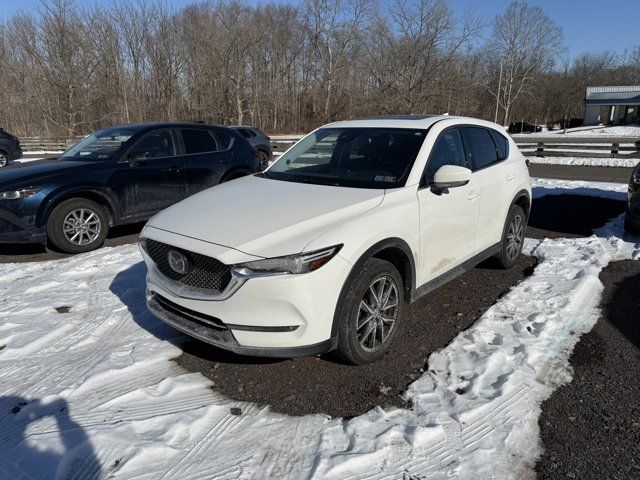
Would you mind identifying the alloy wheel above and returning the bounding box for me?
[0,153,7,167]
[63,208,102,245]
[506,214,524,261]
[357,275,399,352]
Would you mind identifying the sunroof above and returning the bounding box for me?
[370,114,440,120]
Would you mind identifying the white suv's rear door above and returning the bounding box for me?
[417,128,480,285]
[460,127,514,251]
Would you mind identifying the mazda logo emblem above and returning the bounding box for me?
[167,250,192,275]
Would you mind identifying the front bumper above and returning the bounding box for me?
[144,250,353,356]
[0,202,46,244]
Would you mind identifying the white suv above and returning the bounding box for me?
[140,115,531,364]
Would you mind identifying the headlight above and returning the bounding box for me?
[232,245,342,277]
[0,188,41,200]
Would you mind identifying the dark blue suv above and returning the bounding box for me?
[0,122,260,253]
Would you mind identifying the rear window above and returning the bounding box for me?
[214,131,234,150]
[181,129,218,154]
[489,130,509,160]
[461,127,500,170]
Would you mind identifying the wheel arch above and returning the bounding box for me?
[221,166,256,182]
[39,188,117,229]
[511,189,531,220]
[330,237,416,341]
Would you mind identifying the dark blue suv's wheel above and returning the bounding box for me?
[0,151,8,168]
[47,198,109,253]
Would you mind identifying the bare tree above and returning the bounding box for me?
[488,1,563,125]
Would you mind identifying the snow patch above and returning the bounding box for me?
[528,156,639,168]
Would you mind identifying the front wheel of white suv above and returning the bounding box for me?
[336,258,405,365]
[495,204,526,269]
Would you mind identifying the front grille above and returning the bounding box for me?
[144,239,232,292]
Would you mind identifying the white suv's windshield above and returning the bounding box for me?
[59,127,137,161]
[263,127,427,188]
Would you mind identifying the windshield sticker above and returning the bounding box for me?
[374,175,396,182]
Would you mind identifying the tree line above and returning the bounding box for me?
[0,0,639,138]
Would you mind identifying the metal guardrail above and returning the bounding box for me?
[513,135,640,159]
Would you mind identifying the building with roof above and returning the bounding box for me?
[584,86,640,126]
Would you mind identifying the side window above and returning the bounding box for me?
[489,129,509,160]
[131,130,175,159]
[237,128,252,138]
[423,129,466,185]
[461,127,500,170]
[181,129,218,154]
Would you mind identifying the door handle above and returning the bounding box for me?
[506,173,516,181]
[167,166,181,173]
[467,191,479,201]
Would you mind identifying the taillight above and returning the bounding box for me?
[7,134,17,142]
[251,150,262,158]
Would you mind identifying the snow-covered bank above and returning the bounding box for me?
[513,124,640,138]
[528,156,639,168]
[1,180,639,479]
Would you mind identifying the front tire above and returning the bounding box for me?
[336,258,404,365]
[624,213,640,235]
[47,198,109,253]
[495,205,526,269]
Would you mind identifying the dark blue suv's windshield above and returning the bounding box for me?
[263,127,427,188]
[59,127,137,161]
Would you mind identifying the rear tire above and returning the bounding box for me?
[495,205,526,269]
[0,151,8,168]
[336,257,404,365]
[47,198,109,253]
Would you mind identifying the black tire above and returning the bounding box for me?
[624,213,640,235]
[336,257,405,365]
[47,198,109,253]
[0,151,8,168]
[495,204,526,269]
[257,150,270,170]
[221,169,252,182]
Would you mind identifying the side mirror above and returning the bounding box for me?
[432,165,472,193]
[127,151,151,166]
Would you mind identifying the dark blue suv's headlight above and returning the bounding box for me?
[0,188,41,200]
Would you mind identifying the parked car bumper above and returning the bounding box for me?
[9,145,23,160]
[143,248,352,356]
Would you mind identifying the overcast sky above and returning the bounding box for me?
[2,0,638,61]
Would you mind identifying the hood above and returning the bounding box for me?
[0,160,98,187]
[146,175,384,258]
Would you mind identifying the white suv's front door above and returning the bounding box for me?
[417,128,480,285]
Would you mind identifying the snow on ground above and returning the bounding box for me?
[1,180,639,479]
[527,156,639,168]
[13,157,47,165]
[513,124,640,138]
